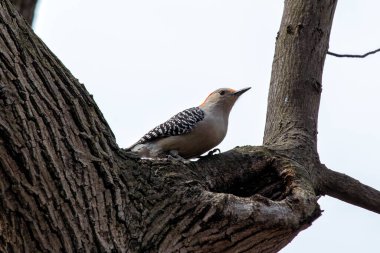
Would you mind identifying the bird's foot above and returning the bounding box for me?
[167,150,191,164]
[198,148,221,159]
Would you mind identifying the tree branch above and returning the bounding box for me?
[318,165,380,214]
[327,48,380,58]
[264,0,337,152]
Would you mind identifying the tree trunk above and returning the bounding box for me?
[10,0,37,25]
[0,0,379,252]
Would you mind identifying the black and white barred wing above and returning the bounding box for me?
[136,107,205,145]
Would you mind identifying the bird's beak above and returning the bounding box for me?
[233,87,251,96]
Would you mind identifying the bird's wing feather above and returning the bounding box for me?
[135,107,205,145]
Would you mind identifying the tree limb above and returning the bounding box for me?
[264,0,337,153]
[318,165,380,214]
[327,48,380,58]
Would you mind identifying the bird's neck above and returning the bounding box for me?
[200,103,232,120]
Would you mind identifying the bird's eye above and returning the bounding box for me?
[219,90,226,96]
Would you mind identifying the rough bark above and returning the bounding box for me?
[264,0,335,152]
[0,0,379,253]
[10,0,37,25]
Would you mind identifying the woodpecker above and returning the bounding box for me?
[128,87,251,159]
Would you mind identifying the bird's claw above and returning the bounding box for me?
[198,148,221,159]
[208,148,221,156]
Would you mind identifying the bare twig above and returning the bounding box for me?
[327,48,380,58]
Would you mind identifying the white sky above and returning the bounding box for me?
[33,1,380,252]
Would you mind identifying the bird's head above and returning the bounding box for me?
[200,87,251,112]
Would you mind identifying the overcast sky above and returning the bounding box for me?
[33,1,380,252]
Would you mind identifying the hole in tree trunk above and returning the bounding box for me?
[212,165,288,201]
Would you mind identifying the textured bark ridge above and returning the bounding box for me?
[0,0,379,252]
